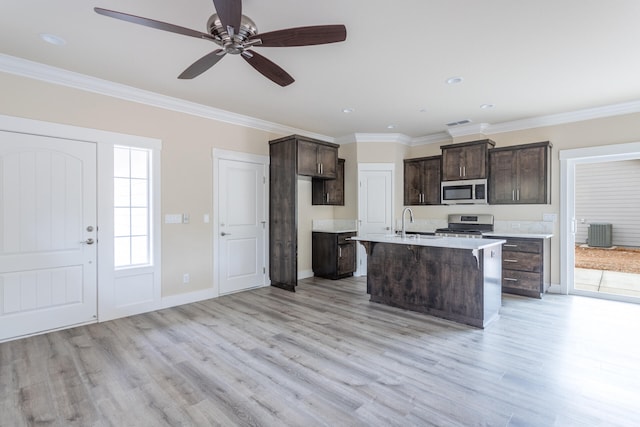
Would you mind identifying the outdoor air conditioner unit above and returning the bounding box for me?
[588,223,612,248]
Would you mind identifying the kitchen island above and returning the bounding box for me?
[353,235,505,328]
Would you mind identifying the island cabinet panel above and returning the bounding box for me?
[312,158,345,205]
[403,156,441,205]
[363,241,502,328]
[493,235,550,298]
[488,141,551,204]
[312,231,356,279]
[441,139,495,181]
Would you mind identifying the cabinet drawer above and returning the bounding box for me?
[501,238,542,254]
[503,251,542,272]
[502,270,541,292]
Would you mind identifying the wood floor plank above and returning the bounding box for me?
[2,276,640,426]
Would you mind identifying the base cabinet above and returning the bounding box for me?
[494,236,551,298]
[312,232,356,279]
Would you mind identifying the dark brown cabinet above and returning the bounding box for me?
[441,139,495,181]
[312,231,357,279]
[269,135,340,291]
[489,141,551,204]
[297,138,338,179]
[312,158,344,205]
[492,236,551,298]
[403,156,441,205]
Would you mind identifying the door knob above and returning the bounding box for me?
[81,238,95,245]
[220,232,231,236]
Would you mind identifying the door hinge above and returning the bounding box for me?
[263,176,266,184]
[263,267,266,274]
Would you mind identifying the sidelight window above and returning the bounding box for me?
[114,146,151,267]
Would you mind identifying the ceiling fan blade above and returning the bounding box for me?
[94,8,211,40]
[178,50,226,79]
[241,50,294,87]
[212,0,242,35]
[250,25,347,47]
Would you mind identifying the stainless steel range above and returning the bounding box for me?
[435,214,494,238]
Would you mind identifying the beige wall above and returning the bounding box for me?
[3,71,640,294]
[0,72,284,297]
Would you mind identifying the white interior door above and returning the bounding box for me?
[0,131,97,341]
[216,153,267,295]
[356,164,394,276]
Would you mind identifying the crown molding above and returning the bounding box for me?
[0,54,334,143]
[410,132,452,146]
[335,133,413,145]
[4,54,640,147]
[486,100,640,135]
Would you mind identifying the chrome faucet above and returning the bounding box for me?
[401,207,414,238]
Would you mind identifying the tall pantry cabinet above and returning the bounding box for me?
[269,135,339,291]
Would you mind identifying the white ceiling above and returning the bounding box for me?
[2,0,640,140]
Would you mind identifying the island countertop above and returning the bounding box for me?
[352,234,506,250]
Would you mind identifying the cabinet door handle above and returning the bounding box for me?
[459,166,462,177]
[338,246,342,258]
[516,189,520,201]
[512,189,515,201]
[463,166,466,177]
[504,259,519,263]
[326,193,329,203]
[504,278,518,282]
[320,163,323,175]
[504,244,518,248]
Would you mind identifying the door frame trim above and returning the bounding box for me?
[560,140,640,302]
[212,149,269,297]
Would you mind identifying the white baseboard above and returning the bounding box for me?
[298,269,314,280]
[546,283,564,294]
[161,288,217,309]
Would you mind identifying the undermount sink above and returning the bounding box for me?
[384,233,442,240]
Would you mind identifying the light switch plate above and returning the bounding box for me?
[165,214,183,224]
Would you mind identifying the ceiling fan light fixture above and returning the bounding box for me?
[446,76,463,85]
[480,103,495,109]
[342,108,354,114]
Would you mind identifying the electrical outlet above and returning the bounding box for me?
[183,273,190,284]
[543,213,557,222]
[511,222,521,229]
[183,213,190,224]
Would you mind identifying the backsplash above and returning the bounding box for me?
[394,218,554,234]
[312,219,358,232]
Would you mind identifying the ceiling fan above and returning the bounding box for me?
[94,0,347,87]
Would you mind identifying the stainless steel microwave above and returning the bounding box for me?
[441,179,488,205]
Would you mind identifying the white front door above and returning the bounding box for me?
[356,164,394,276]
[0,131,97,341]
[216,153,267,295]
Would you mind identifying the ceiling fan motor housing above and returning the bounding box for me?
[207,13,258,54]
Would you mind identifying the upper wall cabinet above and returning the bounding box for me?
[404,156,441,205]
[313,158,345,205]
[489,141,552,204]
[296,137,338,179]
[441,139,495,181]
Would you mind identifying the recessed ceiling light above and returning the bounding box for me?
[387,124,396,129]
[446,76,463,85]
[39,33,67,46]
[480,103,495,109]
[341,107,354,114]
[419,108,427,113]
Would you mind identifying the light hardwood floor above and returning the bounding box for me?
[2,276,640,426]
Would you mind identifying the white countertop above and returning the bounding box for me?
[313,228,358,233]
[483,232,553,239]
[352,234,506,250]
